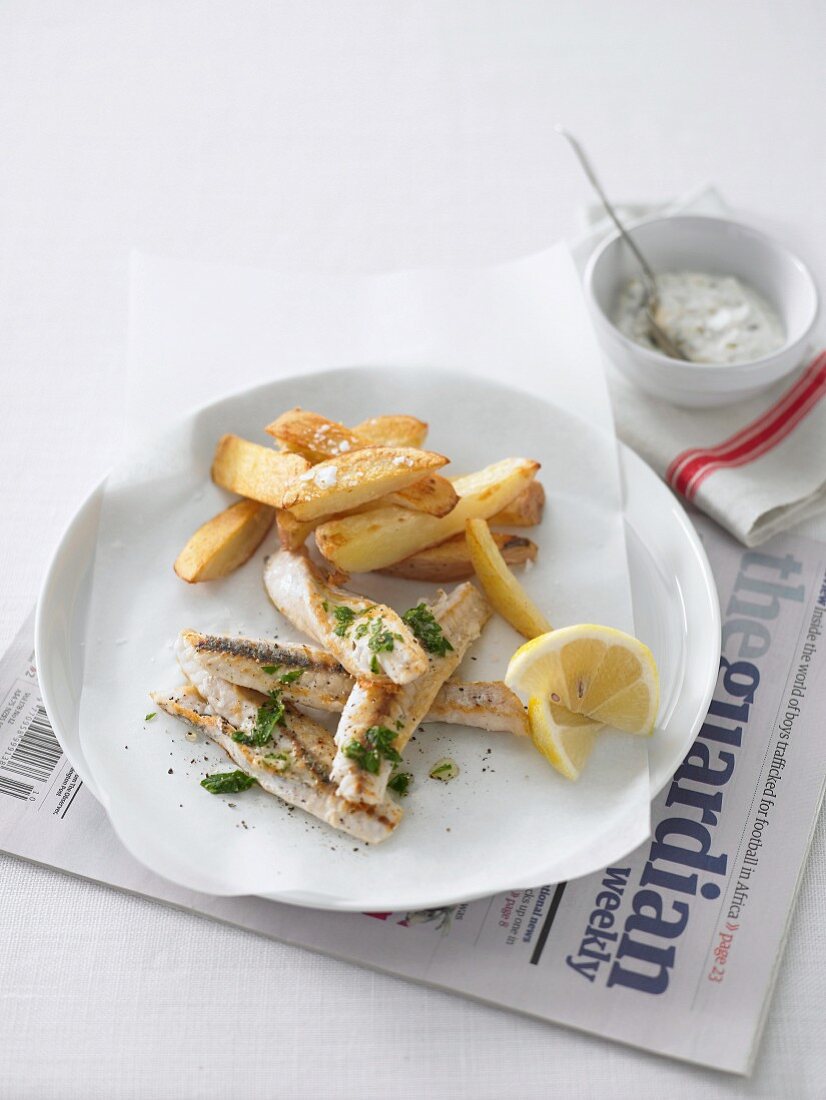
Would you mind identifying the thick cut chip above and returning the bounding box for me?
[266,409,362,463]
[315,457,539,572]
[353,415,428,448]
[490,480,546,527]
[212,435,310,507]
[277,486,460,551]
[280,446,448,520]
[268,409,429,455]
[268,409,455,516]
[380,531,537,582]
[387,475,458,517]
[465,518,551,638]
[174,499,274,582]
[276,509,318,551]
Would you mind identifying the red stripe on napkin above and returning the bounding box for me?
[665,355,824,484]
[665,352,826,501]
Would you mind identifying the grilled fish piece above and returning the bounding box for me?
[179,629,529,737]
[150,689,402,845]
[177,630,353,713]
[428,680,529,737]
[263,549,428,685]
[175,632,335,778]
[332,583,491,805]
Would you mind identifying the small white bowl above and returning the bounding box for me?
[584,215,819,408]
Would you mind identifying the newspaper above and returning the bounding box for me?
[2,517,825,1075]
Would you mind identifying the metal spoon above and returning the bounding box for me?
[556,126,687,361]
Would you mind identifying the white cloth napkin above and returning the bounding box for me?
[572,188,826,547]
[610,353,826,546]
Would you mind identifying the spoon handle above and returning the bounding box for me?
[555,127,658,299]
[557,126,687,361]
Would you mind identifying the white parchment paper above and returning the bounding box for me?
[76,245,650,906]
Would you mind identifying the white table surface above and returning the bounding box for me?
[2,2,825,1096]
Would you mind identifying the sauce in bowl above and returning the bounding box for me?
[614,272,785,364]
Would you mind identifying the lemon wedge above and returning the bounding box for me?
[507,625,659,779]
[528,697,604,781]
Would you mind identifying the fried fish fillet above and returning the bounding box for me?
[151,687,402,845]
[177,629,529,737]
[177,630,353,712]
[263,549,427,685]
[427,680,529,736]
[332,583,491,805]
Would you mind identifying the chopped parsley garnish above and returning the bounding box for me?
[278,668,304,684]
[343,741,380,773]
[343,725,402,774]
[144,712,157,721]
[388,771,413,796]
[366,617,403,673]
[232,691,286,747]
[201,770,257,794]
[368,617,401,655]
[429,758,459,782]
[395,718,405,731]
[403,604,454,657]
[326,604,401,660]
[365,726,402,762]
[263,664,304,684]
[331,605,358,636]
[261,752,292,772]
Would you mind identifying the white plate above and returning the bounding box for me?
[36,369,720,909]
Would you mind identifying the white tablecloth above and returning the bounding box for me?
[2,2,825,1096]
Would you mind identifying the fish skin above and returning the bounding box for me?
[179,629,353,713]
[175,633,336,778]
[150,690,402,845]
[176,632,263,729]
[263,548,428,685]
[180,629,528,736]
[332,582,491,805]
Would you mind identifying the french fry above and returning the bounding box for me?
[352,414,428,448]
[280,446,448,521]
[490,480,546,527]
[379,531,537,582]
[267,409,455,516]
[386,475,458,517]
[266,409,360,463]
[266,408,429,459]
[276,482,457,550]
[174,500,274,583]
[276,510,318,551]
[315,458,539,572]
[465,518,551,639]
[212,435,310,507]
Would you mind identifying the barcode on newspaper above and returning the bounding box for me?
[0,775,34,801]
[3,705,62,784]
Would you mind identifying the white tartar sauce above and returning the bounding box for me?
[614,272,784,364]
